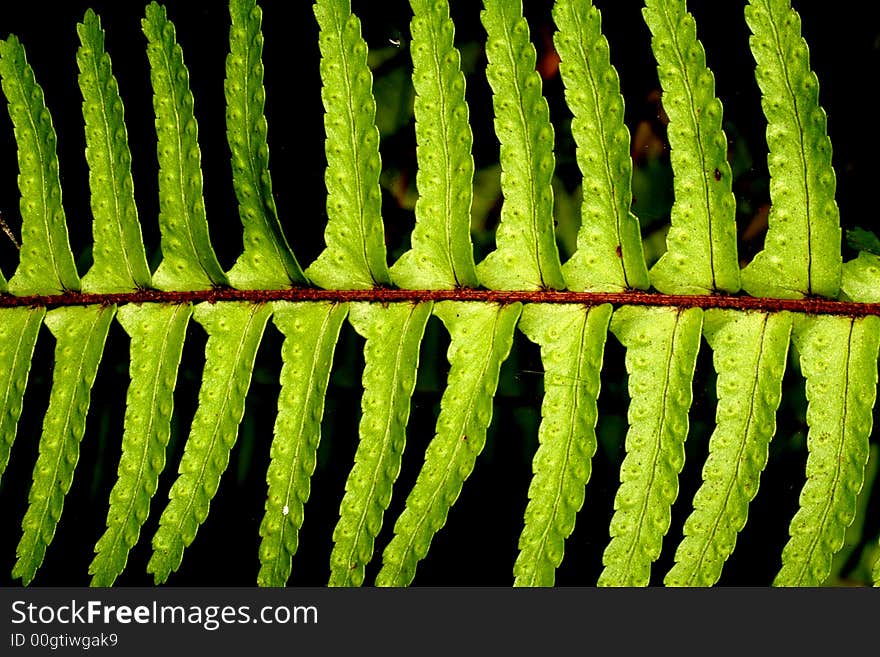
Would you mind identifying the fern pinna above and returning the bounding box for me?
[0,0,878,587]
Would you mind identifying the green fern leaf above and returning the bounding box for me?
[643,0,740,295]
[376,301,521,586]
[0,307,44,482]
[514,303,611,586]
[305,0,390,290]
[838,248,880,578]
[553,0,649,292]
[12,305,115,585]
[0,37,80,295]
[142,2,228,291]
[774,315,880,586]
[225,0,306,289]
[841,253,880,303]
[77,9,152,293]
[665,310,791,586]
[258,301,348,587]
[148,301,271,583]
[389,0,478,289]
[599,306,702,586]
[1,0,878,591]
[89,303,191,586]
[477,0,565,291]
[740,0,840,299]
[329,302,431,586]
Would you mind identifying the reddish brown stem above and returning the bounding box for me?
[1,287,878,317]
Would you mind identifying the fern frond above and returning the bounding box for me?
[376,301,521,586]
[0,37,80,295]
[89,303,191,587]
[12,305,115,585]
[598,306,702,586]
[643,0,740,295]
[148,302,271,583]
[774,315,880,586]
[666,310,791,586]
[389,0,478,289]
[514,303,611,586]
[225,0,306,289]
[740,0,840,299]
[77,9,152,293]
[1,0,878,591]
[258,301,348,587]
[305,0,390,290]
[476,0,565,291]
[329,302,431,586]
[142,2,228,291]
[0,307,44,482]
[552,0,649,292]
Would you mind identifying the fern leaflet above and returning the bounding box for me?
[148,302,271,583]
[89,303,191,586]
[552,0,649,292]
[77,9,152,293]
[13,305,115,585]
[377,302,521,585]
[142,2,228,291]
[329,302,431,586]
[225,0,306,289]
[477,0,565,291]
[0,37,80,295]
[306,0,390,289]
[259,302,348,587]
[514,303,611,586]
[0,307,44,482]
[390,0,478,290]
[665,309,791,586]
[642,0,740,295]
[599,306,702,586]
[841,252,880,304]
[775,315,880,585]
[740,0,841,299]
